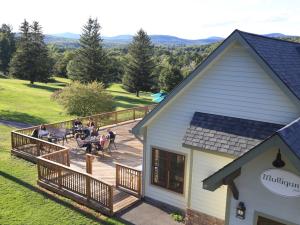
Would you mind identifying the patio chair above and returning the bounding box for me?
[54,128,68,145]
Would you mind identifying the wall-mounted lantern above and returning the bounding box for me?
[272,149,285,168]
[236,202,246,220]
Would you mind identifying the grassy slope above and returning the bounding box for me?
[0,125,124,225]
[0,78,153,224]
[0,78,152,125]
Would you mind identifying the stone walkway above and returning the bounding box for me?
[116,201,183,225]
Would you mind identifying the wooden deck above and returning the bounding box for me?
[65,121,143,185]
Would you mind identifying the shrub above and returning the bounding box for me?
[52,81,115,116]
[171,212,185,223]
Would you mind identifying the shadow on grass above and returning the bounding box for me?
[108,89,151,98]
[24,83,61,92]
[0,110,47,125]
[0,170,125,225]
[114,96,152,106]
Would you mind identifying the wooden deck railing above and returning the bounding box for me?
[11,131,66,162]
[41,149,70,166]
[11,104,156,162]
[38,157,114,215]
[14,104,156,136]
[116,163,142,198]
[11,105,154,215]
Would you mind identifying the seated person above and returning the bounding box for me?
[31,128,39,138]
[96,135,107,150]
[107,128,115,140]
[87,117,95,128]
[73,118,82,128]
[75,133,92,153]
[90,128,99,137]
[38,124,49,138]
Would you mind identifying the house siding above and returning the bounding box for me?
[190,150,232,219]
[143,43,300,215]
[227,148,300,225]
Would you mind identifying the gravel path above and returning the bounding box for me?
[0,120,32,129]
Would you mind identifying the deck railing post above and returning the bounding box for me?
[58,168,62,188]
[115,112,118,124]
[11,132,14,149]
[116,164,120,188]
[37,159,41,180]
[66,150,70,166]
[138,171,142,198]
[109,186,114,215]
[133,109,136,120]
[37,142,41,156]
[86,176,91,201]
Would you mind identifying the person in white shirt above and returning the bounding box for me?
[38,124,49,138]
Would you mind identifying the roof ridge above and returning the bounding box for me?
[236,29,300,46]
[276,117,300,133]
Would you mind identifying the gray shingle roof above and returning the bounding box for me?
[183,112,284,156]
[238,30,300,100]
[277,117,300,159]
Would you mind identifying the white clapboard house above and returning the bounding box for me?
[132,30,300,225]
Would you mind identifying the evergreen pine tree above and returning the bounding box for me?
[68,18,108,85]
[10,20,51,84]
[0,24,15,75]
[122,29,155,97]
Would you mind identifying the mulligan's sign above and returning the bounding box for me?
[261,169,300,197]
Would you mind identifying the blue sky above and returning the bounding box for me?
[0,0,299,39]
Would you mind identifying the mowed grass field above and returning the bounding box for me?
[0,77,153,225]
[0,77,152,124]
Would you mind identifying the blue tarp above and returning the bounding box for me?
[151,92,167,103]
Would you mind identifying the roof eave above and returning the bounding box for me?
[202,134,300,191]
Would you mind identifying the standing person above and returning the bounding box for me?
[75,133,92,153]
[107,128,115,140]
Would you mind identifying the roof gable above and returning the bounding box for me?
[202,118,300,191]
[132,30,300,135]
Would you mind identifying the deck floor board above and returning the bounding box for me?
[64,121,143,186]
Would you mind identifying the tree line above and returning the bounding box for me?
[0,18,217,95]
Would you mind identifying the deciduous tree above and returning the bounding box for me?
[52,81,115,116]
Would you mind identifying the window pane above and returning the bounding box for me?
[152,149,167,187]
[169,154,185,193]
[151,148,185,194]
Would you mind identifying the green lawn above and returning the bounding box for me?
[0,77,152,125]
[0,124,124,225]
[0,77,153,224]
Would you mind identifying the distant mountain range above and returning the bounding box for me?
[44,32,298,48]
